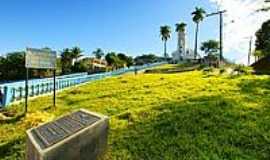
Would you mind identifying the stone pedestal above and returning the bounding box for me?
[26,109,109,160]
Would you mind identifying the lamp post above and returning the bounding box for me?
[206,10,227,65]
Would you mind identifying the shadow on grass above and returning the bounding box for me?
[2,93,270,159]
[0,137,25,159]
[107,95,270,160]
[238,78,270,94]
[145,64,200,74]
[0,113,25,124]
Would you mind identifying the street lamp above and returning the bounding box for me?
[206,10,227,64]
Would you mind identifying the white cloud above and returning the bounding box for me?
[209,0,270,64]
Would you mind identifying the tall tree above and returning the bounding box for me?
[0,56,4,80]
[105,52,117,66]
[160,25,171,58]
[200,40,220,56]
[117,53,134,67]
[253,50,264,62]
[92,48,104,59]
[105,52,121,69]
[125,56,134,67]
[1,52,25,80]
[255,19,270,57]
[192,7,206,59]
[61,48,73,74]
[201,40,219,66]
[71,47,83,62]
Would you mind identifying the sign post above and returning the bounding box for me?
[53,69,56,107]
[25,67,29,113]
[25,48,57,114]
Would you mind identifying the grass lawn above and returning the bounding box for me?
[1,65,270,159]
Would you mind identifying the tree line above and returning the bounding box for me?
[0,48,163,82]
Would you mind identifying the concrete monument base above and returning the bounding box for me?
[26,109,109,160]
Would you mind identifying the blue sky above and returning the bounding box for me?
[0,0,220,58]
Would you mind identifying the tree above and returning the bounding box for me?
[105,52,132,69]
[117,53,127,67]
[61,48,73,74]
[105,52,117,66]
[134,54,159,65]
[160,25,171,58]
[192,7,206,59]
[201,40,219,66]
[60,47,83,74]
[72,59,90,73]
[200,40,219,56]
[0,50,57,81]
[92,48,104,59]
[117,53,133,67]
[71,47,83,62]
[255,20,270,57]
[0,56,5,80]
[105,52,122,69]
[126,56,134,67]
[1,52,25,80]
[253,50,264,62]
[175,22,187,32]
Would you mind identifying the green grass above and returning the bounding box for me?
[1,66,270,159]
[145,63,199,74]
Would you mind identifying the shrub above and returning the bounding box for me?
[233,65,253,75]
[219,68,226,74]
[203,67,214,73]
[198,64,208,70]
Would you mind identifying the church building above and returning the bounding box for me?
[172,24,195,63]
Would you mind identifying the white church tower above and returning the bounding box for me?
[177,26,186,59]
[172,23,194,62]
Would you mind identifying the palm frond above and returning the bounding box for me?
[160,25,171,41]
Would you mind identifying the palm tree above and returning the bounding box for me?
[71,47,83,62]
[92,48,104,59]
[160,25,171,58]
[192,7,206,59]
[175,22,187,32]
[61,48,73,74]
[200,40,219,56]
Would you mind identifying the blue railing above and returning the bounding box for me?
[0,62,165,107]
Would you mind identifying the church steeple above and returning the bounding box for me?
[172,22,194,62]
[175,22,187,58]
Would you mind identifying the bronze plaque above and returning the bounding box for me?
[31,111,100,149]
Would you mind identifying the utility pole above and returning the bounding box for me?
[243,36,253,66]
[248,36,253,66]
[206,10,227,64]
